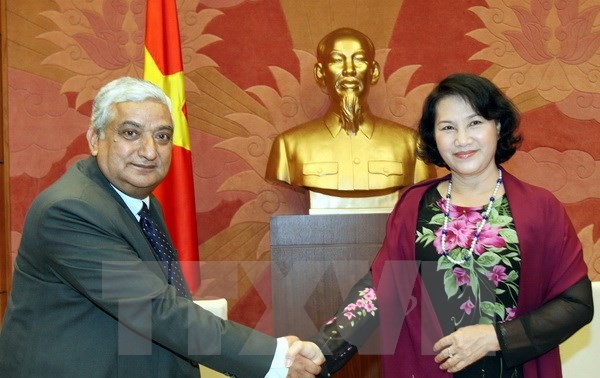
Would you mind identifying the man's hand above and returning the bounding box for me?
[284,335,325,378]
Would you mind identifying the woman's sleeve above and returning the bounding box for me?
[310,272,379,377]
[494,276,594,367]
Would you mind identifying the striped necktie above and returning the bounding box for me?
[138,203,189,297]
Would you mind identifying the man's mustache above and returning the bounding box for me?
[335,77,363,92]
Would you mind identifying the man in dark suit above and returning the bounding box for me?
[0,77,324,377]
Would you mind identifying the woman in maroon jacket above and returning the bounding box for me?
[313,73,593,377]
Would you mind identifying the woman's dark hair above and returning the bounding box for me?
[416,73,522,168]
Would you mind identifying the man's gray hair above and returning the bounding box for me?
[90,77,173,137]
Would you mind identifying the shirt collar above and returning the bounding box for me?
[323,112,374,139]
[111,184,149,221]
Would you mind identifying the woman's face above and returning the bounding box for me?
[434,95,500,179]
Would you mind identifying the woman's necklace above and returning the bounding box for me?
[441,168,503,265]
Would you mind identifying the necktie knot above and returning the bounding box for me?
[138,202,150,219]
[138,202,188,297]
[138,203,157,234]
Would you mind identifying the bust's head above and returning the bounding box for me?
[314,28,380,133]
[314,28,380,101]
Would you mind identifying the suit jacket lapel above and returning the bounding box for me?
[76,157,168,276]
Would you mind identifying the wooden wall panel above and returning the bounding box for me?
[0,160,5,323]
[1,0,9,323]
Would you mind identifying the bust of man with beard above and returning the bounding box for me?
[265,28,435,213]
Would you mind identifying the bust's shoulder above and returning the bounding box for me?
[278,119,329,138]
[374,116,415,131]
[372,117,418,140]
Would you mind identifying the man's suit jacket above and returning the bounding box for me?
[0,157,276,378]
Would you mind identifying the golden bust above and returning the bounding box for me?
[265,28,435,212]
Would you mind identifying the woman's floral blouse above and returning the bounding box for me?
[416,186,523,377]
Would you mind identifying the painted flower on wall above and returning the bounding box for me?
[468,0,600,121]
[37,0,219,108]
[8,72,90,178]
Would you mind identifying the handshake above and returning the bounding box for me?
[283,336,326,378]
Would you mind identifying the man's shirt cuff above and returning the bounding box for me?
[264,337,289,378]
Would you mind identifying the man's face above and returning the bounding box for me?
[87,100,173,199]
[315,34,379,101]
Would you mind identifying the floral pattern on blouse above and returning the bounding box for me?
[326,287,378,329]
[416,187,522,329]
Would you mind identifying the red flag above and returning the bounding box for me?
[144,0,200,292]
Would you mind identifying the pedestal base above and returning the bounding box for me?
[270,213,388,378]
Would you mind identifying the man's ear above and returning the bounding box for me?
[370,61,380,85]
[314,63,325,86]
[87,127,99,156]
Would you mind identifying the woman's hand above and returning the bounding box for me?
[433,324,501,373]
